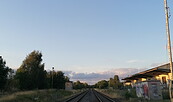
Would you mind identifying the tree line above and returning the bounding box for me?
[0,50,70,92]
[94,75,123,89]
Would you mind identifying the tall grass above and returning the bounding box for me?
[96,88,170,102]
[96,89,126,99]
[0,89,76,102]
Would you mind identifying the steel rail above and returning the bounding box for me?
[92,89,103,102]
[93,89,116,102]
[75,90,89,102]
[64,90,89,102]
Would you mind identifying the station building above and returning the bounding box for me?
[122,63,171,87]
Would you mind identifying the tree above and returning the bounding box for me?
[47,71,69,89]
[0,56,10,91]
[96,80,108,89]
[83,82,89,88]
[73,81,82,89]
[109,78,115,88]
[15,50,47,90]
[53,71,66,89]
[114,75,120,83]
[4,69,18,91]
[65,76,70,82]
[73,81,88,89]
[108,75,122,89]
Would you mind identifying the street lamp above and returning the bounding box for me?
[52,67,54,89]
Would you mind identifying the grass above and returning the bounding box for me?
[95,88,128,102]
[96,88,171,102]
[0,89,79,102]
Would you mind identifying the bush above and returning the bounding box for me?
[162,88,170,99]
[124,88,137,99]
[125,91,131,99]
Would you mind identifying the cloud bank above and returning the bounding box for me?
[64,68,145,85]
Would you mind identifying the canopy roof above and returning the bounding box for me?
[122,63,170,81]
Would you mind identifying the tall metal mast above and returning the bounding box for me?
[164,0,173,101]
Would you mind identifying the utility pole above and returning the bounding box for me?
[164,0,173,101]
[52,67,54,89]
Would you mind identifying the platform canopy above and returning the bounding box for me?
[122,63,170,81]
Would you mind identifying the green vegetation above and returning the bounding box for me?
[73,80,89,89]
[97,89,170,102]
[0,89,75,102]
[0,56,11,92]
[124,88,137,99]
[0,50,70,94]
[0,51,89,101]
[49,71,69,89]
[109,75,122,89]
[95,80,108,89]
[96,89,127,99]
[15,51,47,90]
[94,75,123,89]
[162,88,170,99]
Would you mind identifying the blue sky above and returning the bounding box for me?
[0,1,172,82]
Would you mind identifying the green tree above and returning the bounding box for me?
[65,76,70,82]
[15,51,47,90]
[108,75,122,89]
[73,81,87,89]
[53,71,66,89]
[114,75,120,83]
[0,56,10,91]
[109,78,115,88]
[4,69,19,91]
[96,80,108,89]
[83,82,89,88]
[47,71,68,89]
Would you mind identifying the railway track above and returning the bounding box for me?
[64,90,89,102]
[93,89,120,102]
[64,89,120,102]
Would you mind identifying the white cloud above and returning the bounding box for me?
[126,60,143,63]
[64,68,144,85]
